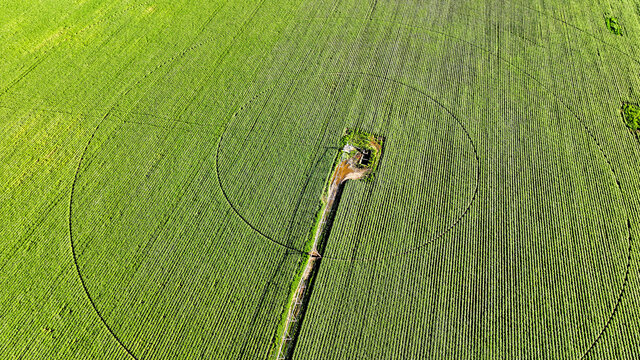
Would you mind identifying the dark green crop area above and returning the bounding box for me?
[622,102,640,131]
[606,16,623,35]
[1,1,640,359]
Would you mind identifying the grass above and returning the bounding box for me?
[268,253,309,359]
[622,102,640,131]
[2,1,640,359]
[341,128,384,179]
[606,16,623,35]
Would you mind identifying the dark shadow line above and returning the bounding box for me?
[67,110,220,360]
[280,256,323,360]
[68,110,137,359]
[581,220,633,359]
[217,71,481,264]
[283,147,331,248]
[237,251,290,359]
[215,133,307,255]
[291,24,633,357]
[56,7,637,358]
[65,2,255,355]
[368,0,377,20]
[286,18,635,354]
[318,71,481,262]
[215,124,343,256]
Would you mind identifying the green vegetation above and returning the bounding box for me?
[606,16,623,35]
[1,1,640,359]
[341,128,375,149]
[269,253,309,358]
[622,102,640,131]
[341,128,384,177]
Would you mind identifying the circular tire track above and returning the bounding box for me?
[215,72,480,262]
[314,14,634,358]
[69,115,221,360]
[66,6,636,359]
[65,1,286,357]
[217,13,634,357]
[68,111,138,360]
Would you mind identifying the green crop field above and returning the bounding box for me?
[1,0,640,359]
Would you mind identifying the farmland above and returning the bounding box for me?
[1,0,640,359]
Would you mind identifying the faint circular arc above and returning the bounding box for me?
[218,14,634,357]
[348,13,635,358]
[66,9,635,358]
[68,112,138,360]
[214,71,481,262]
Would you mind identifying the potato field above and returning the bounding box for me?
[1,0,640,359]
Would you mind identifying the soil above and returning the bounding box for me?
[275,144,374,359]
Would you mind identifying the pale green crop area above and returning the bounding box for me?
[1,0,640,359]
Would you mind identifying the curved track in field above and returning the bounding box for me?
[68,112,138,359]
[214,72,480,262]
[66,3,635,359]
[65,0,285,358]
[379,16,634,358]
[216,12,634,357]
[329,12,634,358]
